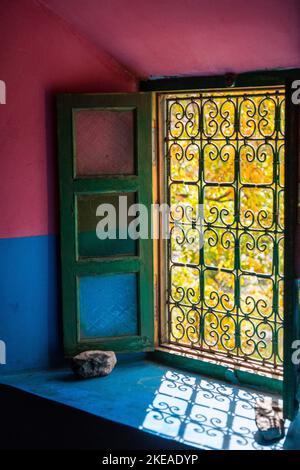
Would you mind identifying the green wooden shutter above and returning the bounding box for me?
[57,93,154,356]
[283,81,299,420]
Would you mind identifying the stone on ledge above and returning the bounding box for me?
[70,350,117,379]
[255,397,285,442]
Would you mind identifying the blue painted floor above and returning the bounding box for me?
[1,356,300,450]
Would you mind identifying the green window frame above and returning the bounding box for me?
[141,70,300,421]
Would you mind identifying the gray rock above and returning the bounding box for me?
[70,350,117,379]
[255,397,285,442]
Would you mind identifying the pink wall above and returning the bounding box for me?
[41,0,300,78]
[1,0,299,241]
[0,0,137,239]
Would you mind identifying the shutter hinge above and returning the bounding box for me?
[298,183,300,224]
[152,119,157,166]
[154,273,159,322]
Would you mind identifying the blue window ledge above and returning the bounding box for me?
[0,354,299,450]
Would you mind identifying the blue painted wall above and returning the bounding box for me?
[0,235,62,373]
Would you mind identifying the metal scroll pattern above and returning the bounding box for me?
[165,88,285,373]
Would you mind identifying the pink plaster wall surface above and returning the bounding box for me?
[41,0,300,78]
[0,0,136,239]
[1,0,300,240]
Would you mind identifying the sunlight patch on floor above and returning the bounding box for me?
[140,369,288,450]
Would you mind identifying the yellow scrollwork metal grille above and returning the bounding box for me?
[163,87,285,376]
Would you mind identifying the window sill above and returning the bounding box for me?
[0,354,293,450]
[149,347,283,393]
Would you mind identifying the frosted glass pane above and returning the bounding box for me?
[79,274,138,339]
[77,193,137,258]
[74,109,135,176]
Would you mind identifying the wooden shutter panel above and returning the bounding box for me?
[57,93,154,356]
